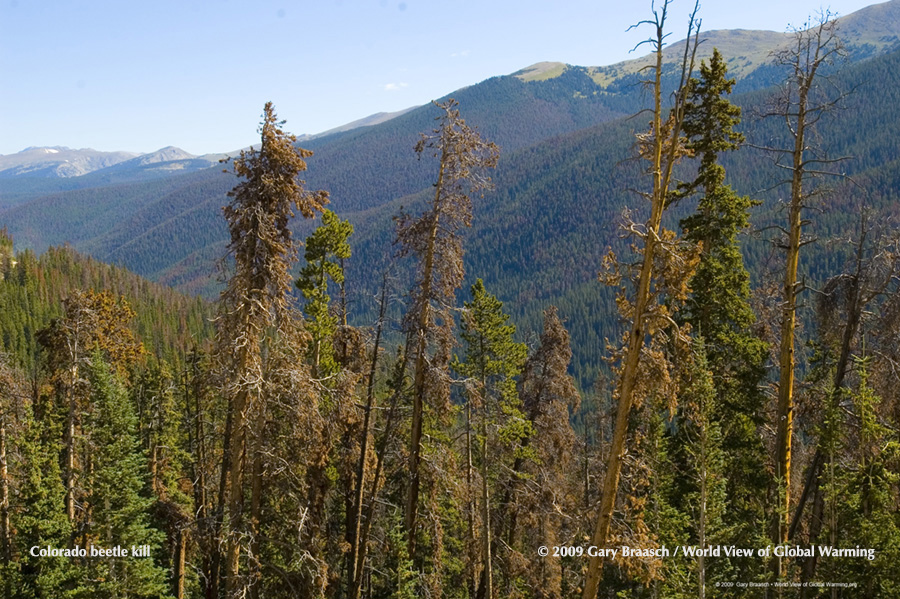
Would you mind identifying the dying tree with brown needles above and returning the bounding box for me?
[216,102,327,598]
[396,99,499,566]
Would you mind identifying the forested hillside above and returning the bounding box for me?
[0,4,899,598]
[0,230,213,369]
[2,7,899,385]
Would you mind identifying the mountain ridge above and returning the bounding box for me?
[1,2,899,384]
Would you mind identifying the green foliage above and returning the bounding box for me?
[3,27,900,599]
[385,513,419,599]
[4,49,900,393]
[818,359,900,594]
[297,209,353,377]
[75,355,171,599]
[7,392,77,598]
[0,233,213,373]
[452,279,530,598]
[454,279,530,449]
[666,344,737,596]
[677,48,770,566]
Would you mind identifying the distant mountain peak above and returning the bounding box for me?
[19,145,72,154]
[136,147,197,164]
[0,147,139,179]
[298,106,421,141]
[512,62,567,81]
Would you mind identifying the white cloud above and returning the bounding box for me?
[383,82,409,92]
[450,50,471,58]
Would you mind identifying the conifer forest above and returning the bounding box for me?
[2,2,900,597]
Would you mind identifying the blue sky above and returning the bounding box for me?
[0,0,881,156]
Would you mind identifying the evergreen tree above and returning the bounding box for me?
[678,48,769,575]
[68,356,171,598]
[668,343,730,598]
[792,225,900,592]
[510,307,580,599]
[133,359,195,599]
[452,279,529,599]
[296,208,353,378]
[217,102,326,598]
[37,290,143,526]
[9,397,76,599]
[817,358,900,596]
[0,353,16,574]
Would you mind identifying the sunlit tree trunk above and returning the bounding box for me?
[583,3,699,596]
[767,16,844,578]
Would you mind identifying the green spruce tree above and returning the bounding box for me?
[74,355,170,599]
[817,357,900,595]
[678,48,769,578]
[9,400,77,598]
[4,352,77,598]
[452,279,529,599]
[668,342,731,598]
[296,208,353,378]
[134,359,195,599]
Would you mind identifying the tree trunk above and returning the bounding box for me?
[479,414,493,599]
[773,96,805,573]
[406,153,446,559]
[188,360,216,599]
[770,16,841,575]
[467,401,478,597]
[65,360,78,523]
[583,21,667,599]
[174,527,187,599]
[210,387,233,599]
[224,385,248,598]
[0,411,9,565]
[351,337,412,599]
[347,279,386,597]
[790,223,866,547]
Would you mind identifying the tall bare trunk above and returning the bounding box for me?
[224,385,248,598]
[583,6,697,596]
[350,337,412,599]
[65,358,78,523]
[210,390,232,598]
[773,95,805,574]
[583,23,666,599]
[347,278,387,596]
[769,17,843,579]
[187,360,216,599]
[0,411,9,565]
[406,154,445,559]
[479,414,493,599]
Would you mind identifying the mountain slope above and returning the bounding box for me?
[1,3,899,383]
[575,0,900,87]
[336,44,900,380]
[0,60,637,277]
[0,146,138,179]
[0,231,213,370]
